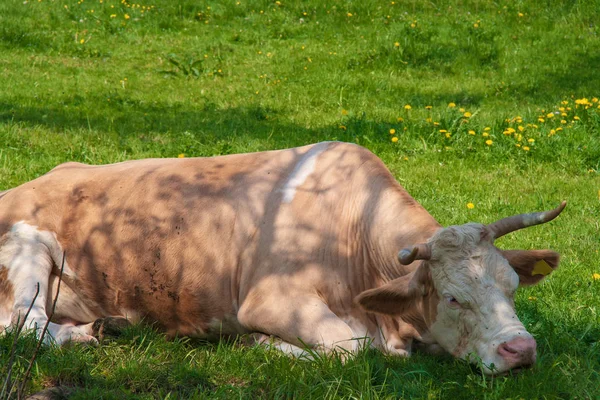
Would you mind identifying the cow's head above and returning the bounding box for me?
[356,202,566,375]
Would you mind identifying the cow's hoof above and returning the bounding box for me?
[26,386,73,400]
[92,317,132,341]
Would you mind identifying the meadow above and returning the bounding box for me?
[1,0,599,398]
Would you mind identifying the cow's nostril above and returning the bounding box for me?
[497,337,537,366]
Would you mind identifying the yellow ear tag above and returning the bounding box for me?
[531,260,553,276]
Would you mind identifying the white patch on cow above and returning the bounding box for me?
[119,308,142,324]
[280,143,328,203]
[0,222,96,345]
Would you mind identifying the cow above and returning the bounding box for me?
[0,141,565,375]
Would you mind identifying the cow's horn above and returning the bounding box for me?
[487,201,567,239]
[398,244,431,265]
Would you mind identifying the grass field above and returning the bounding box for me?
[1,0,599,398]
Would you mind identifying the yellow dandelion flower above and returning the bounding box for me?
[593,98,598,103]
[341,109,348,115]
[433,122,440,126]
[426,117,432,123]
[593,273,600,280]
[425,105,432,110]
[347,12,353,17]
[110,14,116,18]
[561,100,569,105]
[523,146,530,151]
[80,38,85,44]
[394,42,400,47]
[124,13,130,19]
[410,23,416,28]
[339,125,346,130]
[484,127,491,131]
[439,129,447,133]
[389,128,396,134]
[528,296,537,301]
[516,134,522,141]
[391,136,399,143]
[561,119,567,124]
[538,118,545,123]
[459,108,465,113]
[463,111,472,118]
[528,138,535,143]
[556,127,563,131]
[397,117,404,122]
[485,140,493,146]
[178,154,185,158]
[473,23,479,28]
[574,116,580,121]
[448,102,456,108]
[546,113,554,118]
[468,130,476,135]
[404,104,412,110]
[467,202,475,209]
[482,132,489,137]
[518,12,524,17]
[445,132,451,138]
[516,143,521,147]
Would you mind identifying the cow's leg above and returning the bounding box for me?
[238,294,362,357]
[0,222,97,345]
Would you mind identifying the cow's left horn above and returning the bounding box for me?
[398,244,431,265]
[487,201,567,240]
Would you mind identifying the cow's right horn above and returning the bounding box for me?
[398,244,431,265]
[487,201,567,240]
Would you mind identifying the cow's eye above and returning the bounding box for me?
[444,295,461,308]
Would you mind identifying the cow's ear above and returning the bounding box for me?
[355,265,432,315]
[500,249,560,286]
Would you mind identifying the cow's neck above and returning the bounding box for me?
[362,185,441,283]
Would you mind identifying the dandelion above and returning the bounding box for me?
[484,127,491,131]
[404,104,412,110]
[546,113,554,118]
[528,138,535,143]
[389,128,396,134]
[482,132,489,137]
[124,13,130,19]
[593,273,600,280]
[339,125,346,130]
[433,122,440,126]
[347,12,353,17]
[467,202,475,209]
[391,137,399,143]
[518,12,524,17]
[80,38,85,44]
[445,132,451,138]
[463,111,472,118]
[459,108,465,113]
[473,23,479,28]
[178,154,185,158]
[468,130,476,135]
[574,116,580,121]
[341,109,348,115]
[425,105,432,110]
[523,146,530,151]
[439,129,447,133]
[397,117,404,122]
[448,102,456,108]
[394,42,400,47]
[538,118,544,123]
[485,140,493,146]
[110,14,116,18]
[528,296,537,301]
[410,23,416,28]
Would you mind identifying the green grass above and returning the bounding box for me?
[1,0,599,398]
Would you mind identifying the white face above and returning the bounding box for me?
[426,224,536,374]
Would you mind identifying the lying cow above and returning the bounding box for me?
[0,141,565,374]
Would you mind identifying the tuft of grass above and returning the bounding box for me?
[1,0,599,398]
